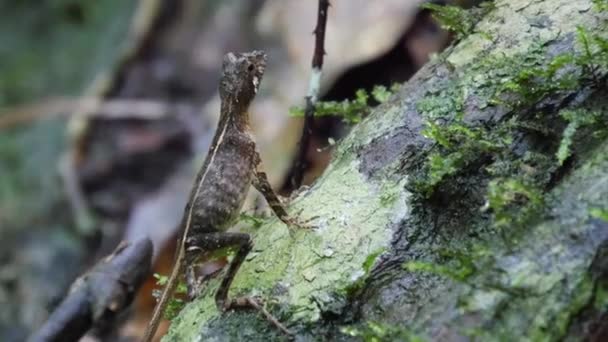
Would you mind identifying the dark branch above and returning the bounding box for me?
[311,0,329,69]
[291,0,330,189]
[30,239,153,342]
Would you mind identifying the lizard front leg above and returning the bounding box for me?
[252,169,290,224]
[252,169,313,230]
[252,154,312,229]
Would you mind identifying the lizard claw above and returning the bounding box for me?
[223,296,261,311]
[282,209,317,230]
[284,216,317,230]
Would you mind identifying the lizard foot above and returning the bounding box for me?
[223,296,293,338]
[285,217,316,231]
[284,210,319,231]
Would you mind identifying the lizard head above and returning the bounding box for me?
[219,51,267,106]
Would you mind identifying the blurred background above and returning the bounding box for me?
[0,0,475,340]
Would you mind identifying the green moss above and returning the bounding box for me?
[557,109,604,165]
[593,0,608,11]
[424,152,464,191]
[594,283,608,310]
[421,2,494,40]
[576,27,608,76]
[486,178,543,228]
[404,260,472,283]
[239,213,266,228]
[370,85,395,103]
[403,246,497,285]
[413,17,608,225]
[589,208,608,221]
[492,51,579,108]
[452,27,607,114]
[341,321,426,342]
[529,274,595,341]
[416,91,464,120]
[413,45,549,195]
[382,1,608,340]
[414,117,513,196]
[339,247,388,299]
[362,248,386,273]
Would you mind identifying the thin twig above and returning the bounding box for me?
[0,97,178,130]
[291,0,330,189]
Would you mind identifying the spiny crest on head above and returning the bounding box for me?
[220,51,267,99]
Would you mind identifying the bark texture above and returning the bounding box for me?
[165,0,608,340]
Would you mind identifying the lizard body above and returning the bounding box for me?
[142,51,296,342]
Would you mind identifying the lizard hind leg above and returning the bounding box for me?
[185,231,293,336]
[184,232,253,310]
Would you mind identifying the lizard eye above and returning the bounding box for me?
[247,64,255,72]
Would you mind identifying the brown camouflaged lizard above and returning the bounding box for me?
[142,51,303,342]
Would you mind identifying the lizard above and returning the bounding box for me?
[142,50,305,342]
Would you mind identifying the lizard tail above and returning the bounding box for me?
[141,260,185,342]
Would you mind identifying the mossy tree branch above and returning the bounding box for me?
[165,1,608,340]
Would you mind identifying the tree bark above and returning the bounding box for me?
[165,0,608,340]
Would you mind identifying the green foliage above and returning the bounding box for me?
[0,1,136,233]
[0,1,136,106]
[153,273,188,320]
[478,29,608,226]
[289,85,398,124]
[371,85,393,103]
[341,321,426,342]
